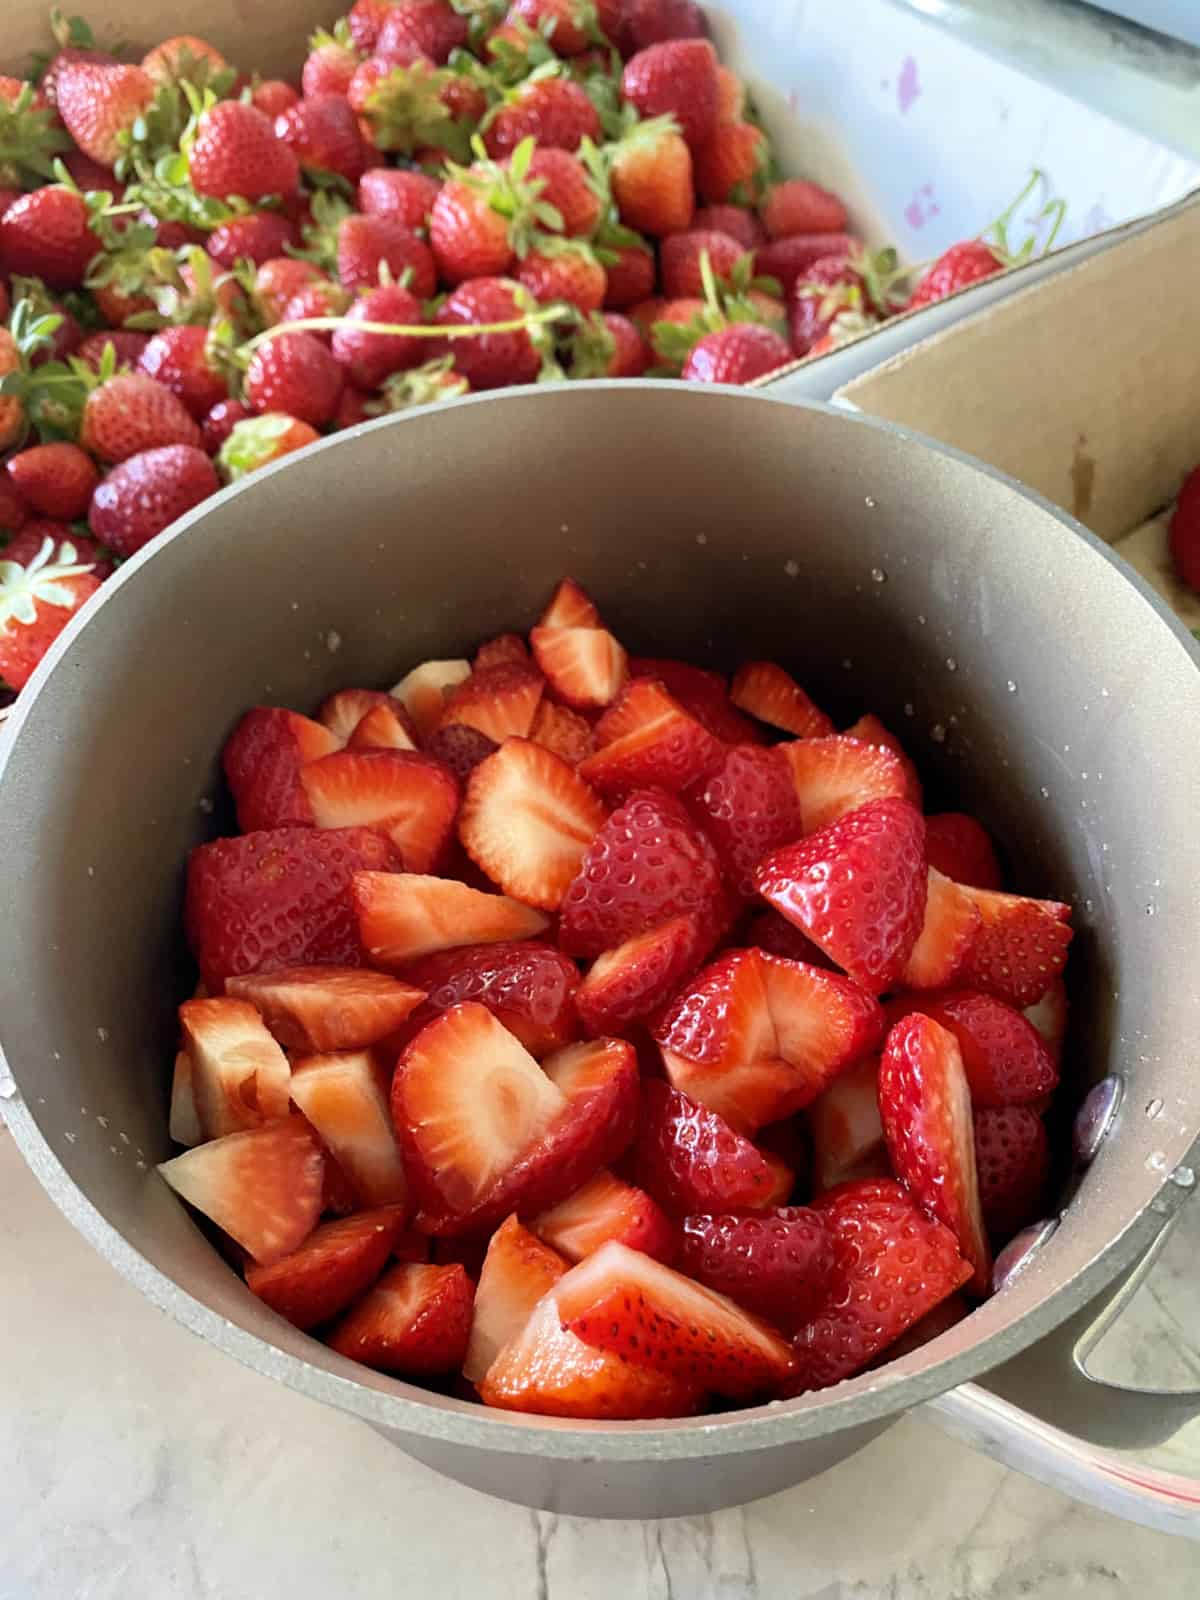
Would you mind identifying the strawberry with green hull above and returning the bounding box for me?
[1169,464,1200,595]
[0,534,102,690]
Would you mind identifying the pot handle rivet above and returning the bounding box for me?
[1073,1074,1123,1165]
[991,1217,1059,1293]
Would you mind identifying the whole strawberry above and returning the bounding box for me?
[251,80,301,118]
[628,0,708,49]
[691,203,763,249]
[81,373,205,464]
[693,119,767,206]
[622,40,719,148]
[430,176,515,285]
[337,212,437,296]
[207,211,298,269]
[761,179,848,240]
[610,117,693,236]
[54,60,156,168]
[201,398,252,455]
[244,331,345,426]
[376,0,468,64]
[680,322,791,384]
[303,35,360,100]
[907,239,1004,310]
[1168,464,1200,595]
[436,277,541,390]
[217,414,321,479]
[569,311,648,378]
[0,187,100,289]
[252,257,325,326]
[187,101,300,201]
[517,239,606,313]
[275,94,368,183]
[2,522,115,579]
[483,78,601,157]
[660,228,744,298]
[603,242,656,308]
[359,167,442,230]
[138,327,229,420]
[88,445,218,558]
[526,148,600,238]
[331,281,425,389]
[6,443,99,522]
[76,329,150,372]
[0,538,102,690]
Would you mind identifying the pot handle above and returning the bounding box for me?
[923,1213,1200,1537]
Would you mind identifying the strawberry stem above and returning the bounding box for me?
[245,305,573,347]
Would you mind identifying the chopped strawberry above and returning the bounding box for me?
[439,661,545,743]
[758,950,885,1097]
[318,687,415,746]
[576,915,701,1036]
[169,1050,202,1148]
[755,797,927,994]
[179,996,292,1139]
[628,657,763,744]
[246,1206,408,1329]
[558,1240,795,1397]
[1023,978,1068,1065]
[529,699,595,765]
[878,1013,990,1294]
[581,678,725,797]
[780,736,912,834]
[678,1207,833,1331]
[958,886,1073,1008]
[537,577,602,630]
[463,1215,567,1383]
[729,661,835,739]
[632,1080,792,1216]
[458,738,606,911]
[924,812,1004,891]
[222,707,341,833]
[353,871,550,966]
[157,1119,325,1267]
[327,1261,473,1374]
[390,658,472,741]
[901,868,981,990]
[289,1049,409,1207]
[401,941,581,1057]
[474,633,529,671]
[889,990,1060,1109]
[688,744,803,898]
[974,1106,1049,1240]
[653,947,777,1073]
[807,1054,884,1191]
[529,624,628,710]
[423,723,497,780]
[789,1178,972,1390]
[350,702,420,752]
[533,1169,679,1264]
[842,714,923,807]
[225,965,425,1053]
[300,749,459,872]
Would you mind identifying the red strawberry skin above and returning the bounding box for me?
[275,94,368,183]
[5,444,98,522]
[222,706,339,833]
[337,213,437,297]
[908,239,1002,310]
[331,282,424,389]
[889,990,1059,1108]
[245,1205,407,1329]
[924,812,1004,891]
[680,323,792,385]
[0,187,100,289]
[688,744,803,898]
[622,40,719,148]
[139,327,230,421]
[327,1260,473,1375]
[679,1207,833,1331]
[399,941,581,1057]
[1169,464,1200,594]
[575,915,700,1037]
[245,332,344,427]
[629,657,763,744]
[436,277,539,390]
[87,446,219,559]
[632,1080,791,1217]
[974,1106,1049,1240]
[81,374,205,465]
[188,100,300,201]
[185,825,399,991]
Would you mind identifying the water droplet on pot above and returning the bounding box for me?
[325,630,342,654]
[1146,1151,1168,1173]
[945,657,957,672]
[1006,680,1017,693]
[870,566,886,584]
[95,1115,108,1130]
[1101,687,1110,697]
[917,614,927,626]
[930,723,947,743]
[1170,1165,1196,1190]
[86,865,95,878]
[903,702,914,717]
[64,1131,76,1144]
[695,533,708,546]
[96,1027,108,1043]
[784,559,799,578]
[842,658,853,671]
[1039,785,1050,799]
[1145,1098,1164,1120]
[198,797,214,814]
[864,495,877,508]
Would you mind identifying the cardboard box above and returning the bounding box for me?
[833,194,1200,631]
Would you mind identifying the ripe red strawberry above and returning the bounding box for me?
[610,118,693,236]
[742,906,832,968]
[350,701,420,751]
[246,1206,407,1329]
[0,186,100,289]
[459,738,606,910]
[5,443,98,522]
[289,1050,409,1206]
[423,722,497,778]
[559,786,726,959]
[538,575,601,628]
[138,326,229,420]
[558,1240,795,1397]
[76,329,151,372]
[569,311,649,379]
[517,240,607,313]
[603,241,657,308]
[901,867,981,990]
[1,523,114,578]
[217,415,321,479]
[508,0,597,53]
[88,445,218,558]
[688,744,803,898]
[439,661,545,741]
[633,1080,792,1216]
[907,239,1004,310]
[436,277,541,390]
[788,257,868,355]
[576,914,700,1036]
[187,100,300,200]
[690,204,763,249]
[890,990,1060,1109]
[807,1053,885,1191]
[251,79,301,118]
[629,657,762,743]
[475,632,530,670]
[54,60,156,168]
[328,1260,473,1374]
[879,1013,990,1294]
[281,279,352,326]
[789,1178,972,1390]
[533,1169,679,1264]
[755,797,928,994]
[1169,465,1200,593]
[276,93,369,182]
[359,166,442,229]
[0,540,102,691]
[527,148,600,237]
[581,677,724,797]
[762,179,848,240]
[301,748,459,872]
[529,622,627,708]
[352,870,549,967]
[402,940,581,1057]
[244,331,344,426]
[303,36,361,100]
[81,373,204,464]
[377,0,468,63]
[429,177,516,283]
[730,660,835,738]
[679,1207,833,1331]
[781,735,913,834]
[924,812,1004,892]
[754,231,856,295]
[653,946,777,1076]
[628,0,708,48]
[331,281,425,388]
[226,965,426,1052]
[958,886,1073,1008]
[974,1106,1049,1239]
[157,1119,325,1266]
[623,39,719,148]
[348,0,399,52]
[0,464,26,532]
[463,1215,567,1383]
[483,77,601,157]
[207,210,299,269]
[680,323,792,384]
[693,119,766,205]
[660,228,746,299]
[223,705,341,832]
[185,825,398,990]
[529,699,595,764]
[318,685,412,744]
[139,34,230,85]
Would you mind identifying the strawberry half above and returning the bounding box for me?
[301,749,459,873]
[179,996,292,1139]
[755,797,927,994]
[537,576,602,629]
[678,1207,834,1332]
[226,966,426,1053]
[576,915,701,1036]
[157,1119,325,1267]
[789,1177,972,1391]
[474,633,530,671]
[688,744,804,899]
[353,872,549,966]
[529,624,629,710]
[900,868,981,990]
[318,686,418,747]
[730,661,834,739]
[327,1261,473,1375]
[878,1014,990,1294]
[958,886,1073,1009]
[580,678,724,797]
[245,1205,408,1330]
[529,700,595,765]
[653,947,777,1072]
[533,1169,679,1264]
[289,1050,409,1207]
[807,1053,885,1192]
[401,941,580,1058]
[390,658,472,741]
[781,736,913,835]
[223,707,341,833]
[889,990,1060,1109]
[458,739,606,911]
[439,662,545,743]
[632,1080,792,1216]
[974,1106,1050,1240]
[558,1240,796,1398]
[924,812,1004,891]
[350,703,421,752]
[463,1214,567,1383]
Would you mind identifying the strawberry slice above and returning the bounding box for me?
[439,661,546,743]
[225,965,426,1052]
[580,679,725,798]
[537,576,601,630]
[288,1050,410,1207]
[807,1054,885,1192]
[222,707,341,832]
[559,787,727,961]
[974,1106,1050,1240]
[479,1290,700,1419]
[318,687,416,747]
[353,872,550,966]
[678,1207,834,1332]
[169,1049,202,1148]
[759,951,885,1096]
[632,1080,793,1216]
[529,699,595,765]
[629,658,764,745]
[900,868,981,990]
[157,1119,325,1266]
[327,1260,473,1374]
[890,990,1060,1108]
[348,701,418,751]
[463,1214,567,1383]
[789,1177,972,1391]
[474,633,530,670]
[729,661,834,739]
[576,915,701,1036]
[924,812,1004,891]
[300,749,459,873]
[179,997,292,1139]
[653,948,777,1072]
[842,714,923,807]
[533,1169,679,1264]
[459,739,606,911]
[245,1205,408,1329]
[755,797,927,994]
[958,886,1073,1008]
[390,658,472,741]
[558,1240,796,1397]
[687,744,804,898]
[878,1013,990,1294]
[780,736,912,835]
[1023,978,1068,1064]
[529,624,628,710]
[401,941,580,1057]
